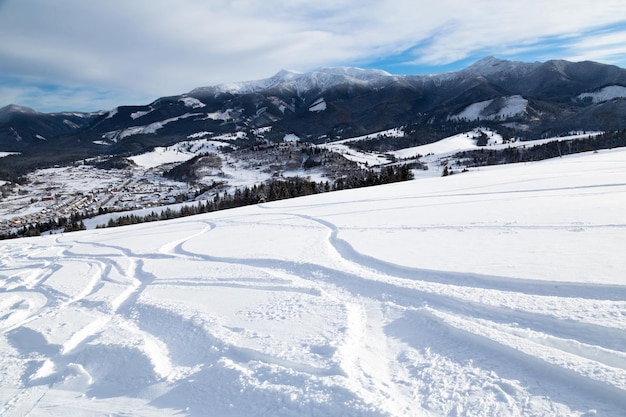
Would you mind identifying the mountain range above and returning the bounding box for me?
[2,57,626,169]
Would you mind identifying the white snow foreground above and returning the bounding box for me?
[1,149,626,417]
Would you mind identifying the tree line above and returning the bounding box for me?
[98,165,414,229]
[454,130,626,167]
[1,164,414,237]
[0,213,86,240]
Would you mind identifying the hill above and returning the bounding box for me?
[1,148,625,416]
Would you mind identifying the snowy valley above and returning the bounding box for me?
[0,127,604,236]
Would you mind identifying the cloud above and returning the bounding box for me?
[391,1,626,66]
[561,25,626,63]
[1,0,626,112]
[0,75,147,113]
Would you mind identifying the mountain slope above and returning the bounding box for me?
[1,148,625,416]
[0,105,97,149]
[2,57,626,161]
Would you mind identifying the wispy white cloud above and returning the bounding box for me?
[0,77,145,113]
[1,0,625,112]
[561,29,626,63]
[393,1,626,66]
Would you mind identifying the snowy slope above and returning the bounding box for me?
[103,113,200,141]
[578,85,626,103]
[389,130,603,176]
[450,95,528,121]
[1,149,626,416]
[129,147,196,168]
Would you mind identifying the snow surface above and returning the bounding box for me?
[330,128,406,145]
[578,85,626,103]
[1,149,626,416]
[104,113,200,141]
[392,130,487,158]
[202,110,233,121]
[390,129,603,176]
[308,98,327,112]
[450,95,528,121]
[104,108,118,120]
[130,109,152,120]
[129,147,196,168]
[62,119,80,129]
[127,138,233,168]
[283,133,300,142]
[318,142,391,167]
[179,97,206,109]
[316,128,406,168]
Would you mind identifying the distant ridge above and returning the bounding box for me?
[190,66,395,96]
[2,57,626,170]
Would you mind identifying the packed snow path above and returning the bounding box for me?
[1,149,625,416]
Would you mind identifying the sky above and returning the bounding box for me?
[1,0,626,113]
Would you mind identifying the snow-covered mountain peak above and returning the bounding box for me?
[190,66,395,97]
[469,56,508,68]
[189,71,298,96]
[272,69,302,80]
[0,104,39,115]
[288,66,394,92]
[0,104,40,123]
[310,66,392,79]
[462,56,540,78]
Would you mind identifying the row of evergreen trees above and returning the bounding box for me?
[1,164,414,239]
[455,130,626,167]
[0,213,86,240]
[99,165,414,229]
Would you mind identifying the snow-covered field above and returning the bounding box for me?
[1,148,625,416]
[317,128,405,168]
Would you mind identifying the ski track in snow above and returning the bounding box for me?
[0,150,625,416]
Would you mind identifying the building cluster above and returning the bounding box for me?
[0,171,199,234]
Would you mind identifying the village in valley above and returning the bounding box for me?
[0,128,609,238]
[0,135,363,236]
[0,161,201,235]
